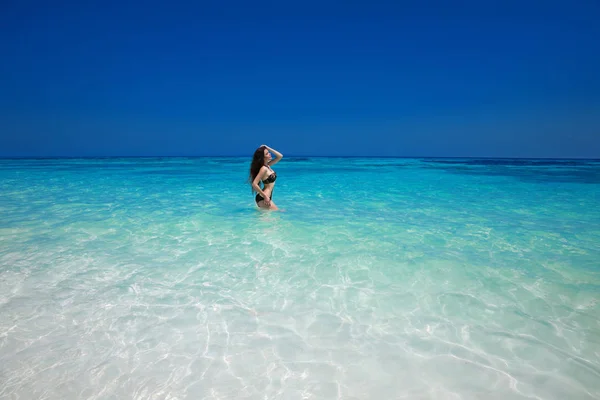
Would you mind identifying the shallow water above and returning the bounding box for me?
[1,157,599,399]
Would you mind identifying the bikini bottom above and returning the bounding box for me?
[255,192,272,204]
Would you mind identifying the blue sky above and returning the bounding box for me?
[1,1,599,157]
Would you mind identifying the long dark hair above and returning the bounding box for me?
[248,146,267,192]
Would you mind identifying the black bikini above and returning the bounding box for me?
[262,172,277,184]
[255,167,277,204]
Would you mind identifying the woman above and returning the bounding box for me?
[249,144,283,210]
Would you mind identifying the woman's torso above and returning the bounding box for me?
[261,165,277,196]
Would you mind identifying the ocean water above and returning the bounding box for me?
[1,157,599,400]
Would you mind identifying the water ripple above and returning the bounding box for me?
[1,158,599,399]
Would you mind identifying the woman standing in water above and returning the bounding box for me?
[249,144,283,210]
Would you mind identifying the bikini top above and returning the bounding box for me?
[262,167,277,184]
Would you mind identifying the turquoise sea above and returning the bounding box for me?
[1,157,599,399]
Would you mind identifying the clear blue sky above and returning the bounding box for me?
[1,0,599,158]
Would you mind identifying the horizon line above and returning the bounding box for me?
[1,155,599,161]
